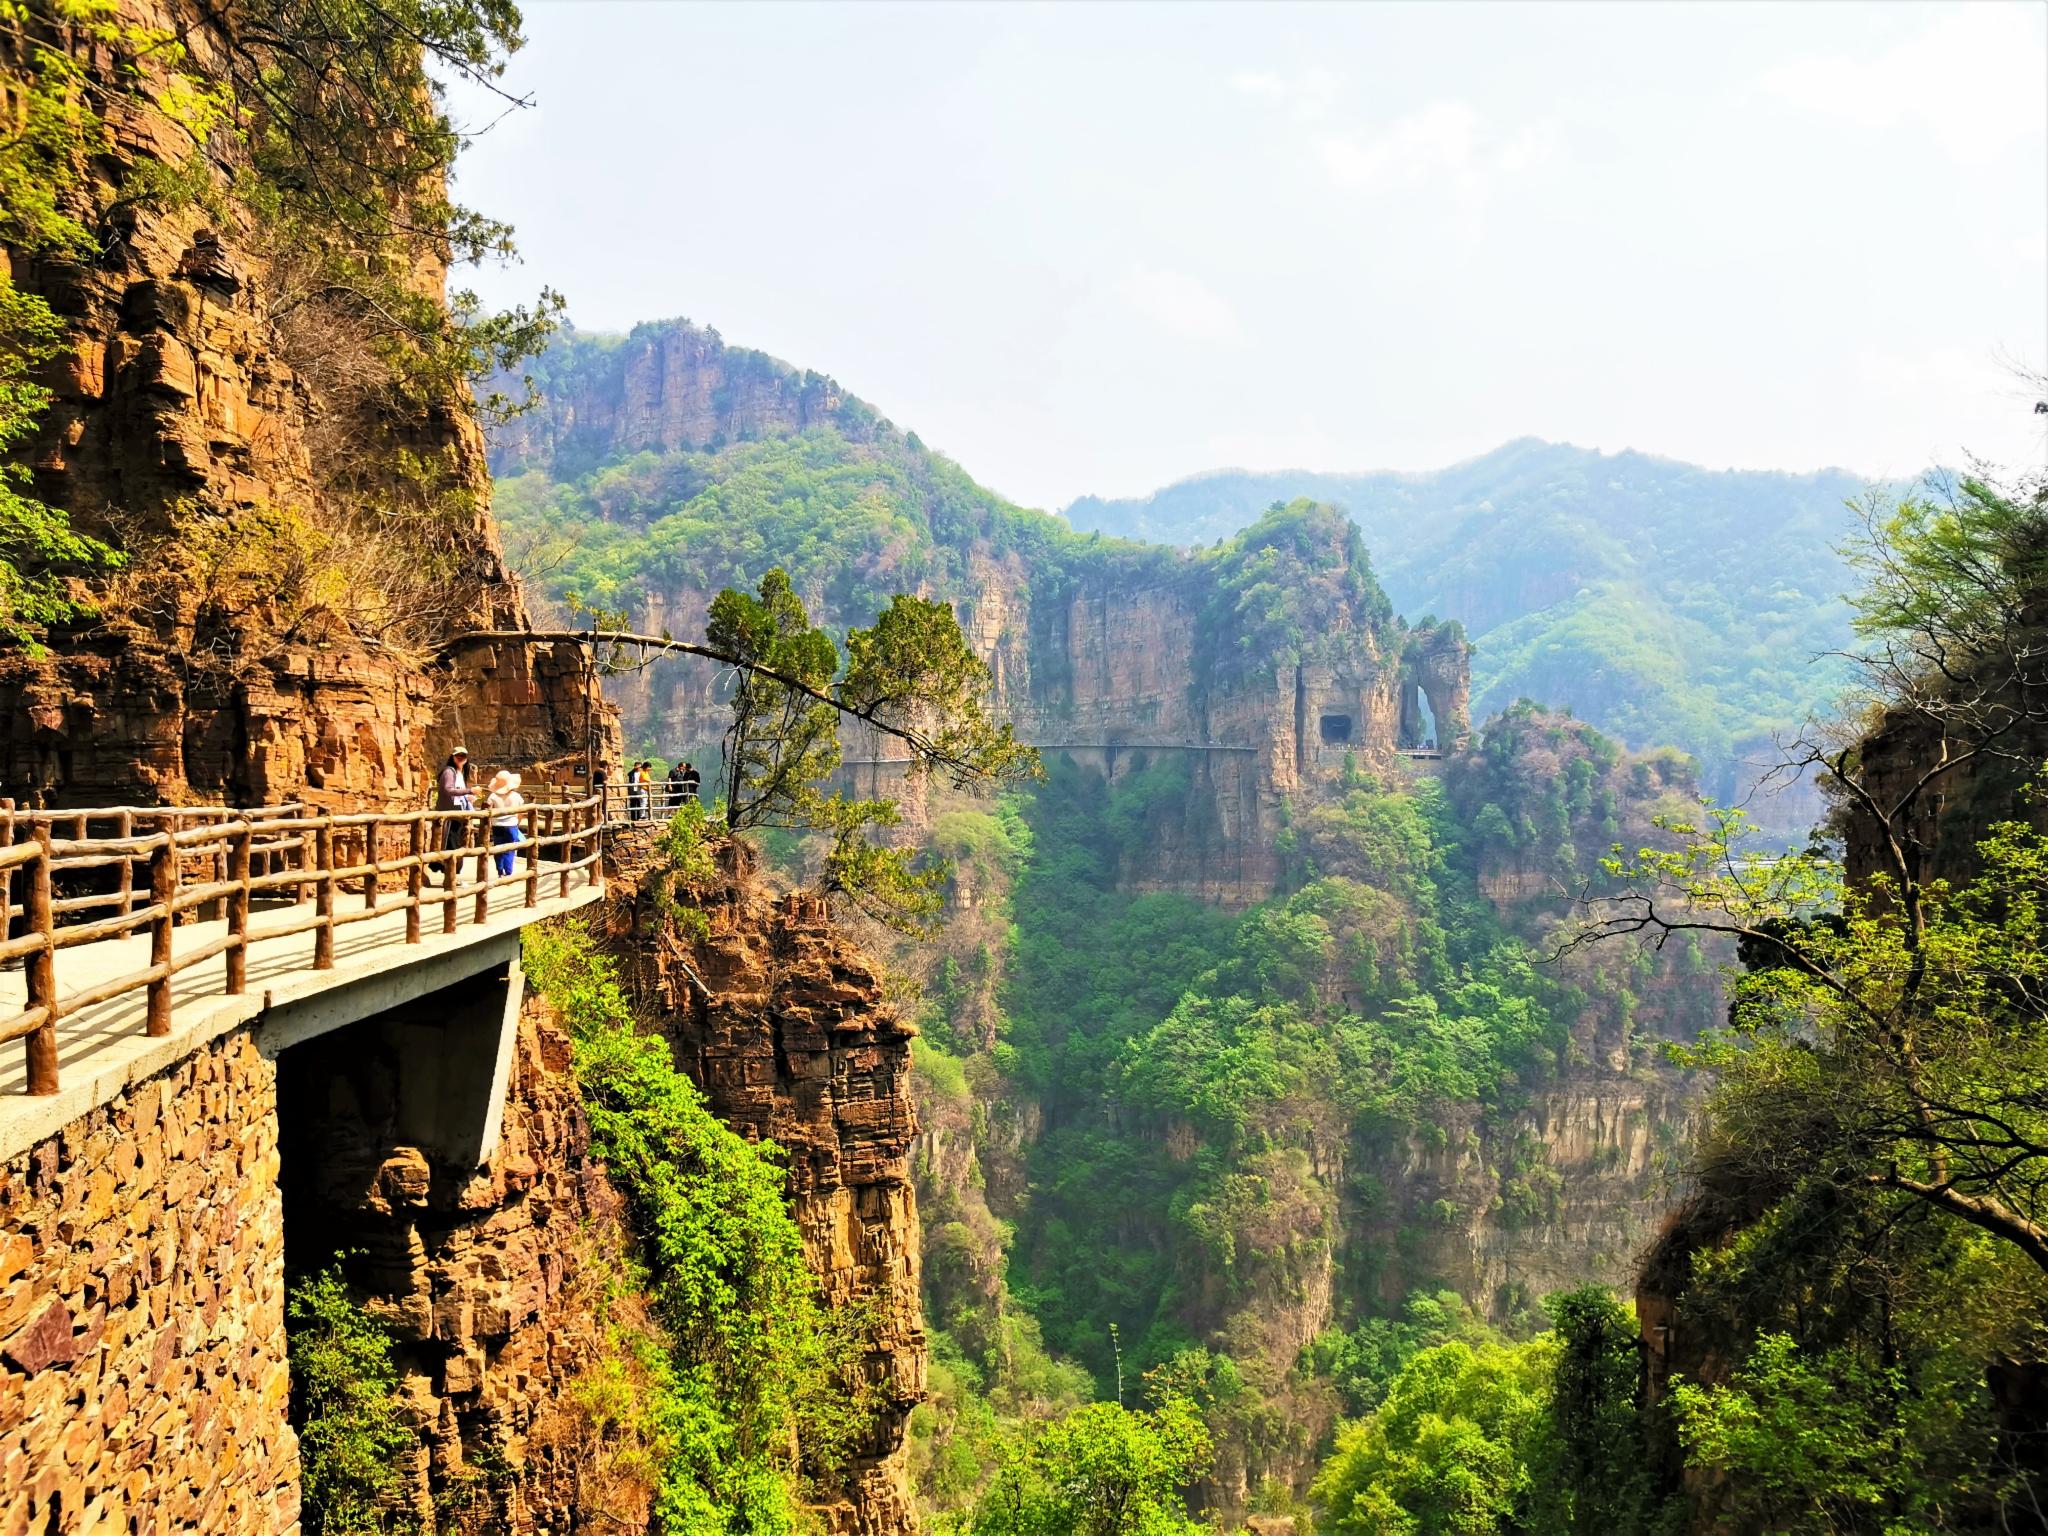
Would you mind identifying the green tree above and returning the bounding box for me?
[961,1398,1214,1536]
[288,1267,418,1535]
[1666,1334,1901,1530]
[690,568,1033,932]
[1574,463,2048,1278]
[1565,459,2048,1529]
[1312,1335,1557,1536]
[707,567,843,830]
[1542,1287,1653,1535]
[0,0,168,647]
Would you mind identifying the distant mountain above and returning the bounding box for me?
[1067,442,1887,802]
[494,320,1887,810]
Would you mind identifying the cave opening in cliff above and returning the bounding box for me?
[1319,713,1353,743]
[1416,689,1438,748]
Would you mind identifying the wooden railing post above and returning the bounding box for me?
[115,810,134,915]
[406,818,424,944]
[443,814,460,936]
[361,817,380,910]
[211,826,228,923]
[147,821,175,1037]
[523,805,541,908]
[473,810,491,927]
[226,822,252,995]
[24,828,58,1094]
[589,800,603,889]
[0,798,15,944]
[314,821,336,970]
[296,811,316,905]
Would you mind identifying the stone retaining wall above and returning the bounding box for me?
[0,1026,300,1534]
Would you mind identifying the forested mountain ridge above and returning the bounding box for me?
[491,317,1727,1523]
[1067,444,1885,805]
[491,317,1479,904]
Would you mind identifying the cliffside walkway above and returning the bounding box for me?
[0,797,605,1156]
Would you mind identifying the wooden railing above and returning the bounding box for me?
[0,795,604,1097]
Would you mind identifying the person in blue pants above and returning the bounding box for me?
[486,769,525,877]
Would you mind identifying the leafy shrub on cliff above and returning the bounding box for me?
[288,1267,418,1535]
[0,2,164,648]
[524,919,873,1534]
[951,1397,1215,1536]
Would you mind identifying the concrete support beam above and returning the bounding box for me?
[389,957,524,1168]
[259,933,520,1057]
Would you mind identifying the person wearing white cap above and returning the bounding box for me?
[486,769,526,878]
[437,746,474,886]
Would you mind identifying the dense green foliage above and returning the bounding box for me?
[288,1267,418,1535]
[1197,500,1396,683]
[952,1399,1215,1536]
[888,708,1707,1521]
[1312,1287,1660,1536]
[1315,1332,1558,1535]
[1067,440,1882,800]
[700,566,1034,932]
[524,920,869,1534]
[1548,463,2048,1533]
[0,0,152,646]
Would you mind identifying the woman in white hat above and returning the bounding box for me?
[437,746,474,886]
[486,769,525,878]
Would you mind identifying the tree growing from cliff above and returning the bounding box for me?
[192,0,564,424]
[469,568,1037,933]
[0,0,180,648]
[1569,465,2048,1279]
[707,567,1038,933]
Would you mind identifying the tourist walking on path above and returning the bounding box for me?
[627,761,651,820]
[437,746,474,886]
[487,769,526,877]
[666,760,690,814]
[680,760,701,803]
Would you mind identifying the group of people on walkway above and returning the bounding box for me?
[434,745,528,880]
[621,759,701,821]
[432,747,710,882]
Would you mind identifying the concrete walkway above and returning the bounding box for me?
[0,877,602,1160]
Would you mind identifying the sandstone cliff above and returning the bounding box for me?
[1,0,612,810]
[493,321,880,474]
[490,327,1469,908]
[604,834,927,1535]
[278,996,661,1533]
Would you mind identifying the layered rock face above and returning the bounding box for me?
[0,0,610,810]
[0,988,660,1536]
[278,997,653,1534]
[607,839,926,1536]
[493,322,875,471]
[0,1028,300,1534]
[487,325,1466,905]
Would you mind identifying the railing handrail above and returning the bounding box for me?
[0,794,605,1096]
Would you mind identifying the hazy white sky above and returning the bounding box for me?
[450,1,2048,510]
